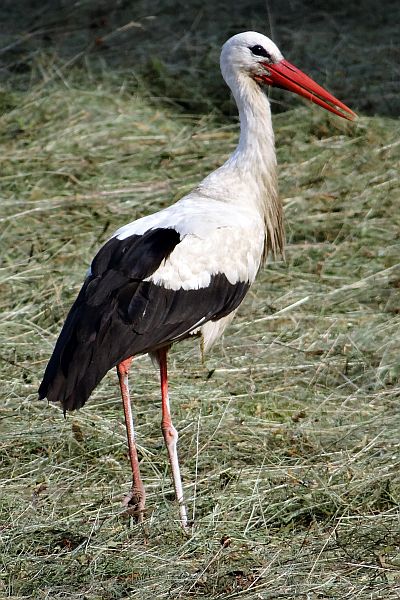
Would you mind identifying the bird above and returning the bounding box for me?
[39,31,355,530]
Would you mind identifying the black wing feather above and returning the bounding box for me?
[39,227,249,411]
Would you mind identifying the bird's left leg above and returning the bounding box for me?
[117,357,146,522]
[157,347,189,530]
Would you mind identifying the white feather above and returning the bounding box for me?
[114,197,265,290]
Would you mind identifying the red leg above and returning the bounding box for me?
[117,357,146,522]
[158,347,189,530]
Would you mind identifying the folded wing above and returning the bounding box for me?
[39,224,252,411]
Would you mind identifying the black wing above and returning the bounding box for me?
[38,227,249,411]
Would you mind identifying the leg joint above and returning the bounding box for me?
[118,357,133,377]
[161,421,178,443]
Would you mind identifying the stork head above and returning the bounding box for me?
[221,32,356,121]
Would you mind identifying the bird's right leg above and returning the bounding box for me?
[117,357,146,522]
[157,347,189,530]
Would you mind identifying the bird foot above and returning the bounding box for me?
[181,518,194,536]
[122,487,146,523]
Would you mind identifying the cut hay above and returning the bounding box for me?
[1,63,400,600]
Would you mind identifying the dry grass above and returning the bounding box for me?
[1,33,400,600]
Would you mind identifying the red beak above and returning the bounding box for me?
[258,59,356,121]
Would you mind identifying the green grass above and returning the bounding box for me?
[1,61,400,599]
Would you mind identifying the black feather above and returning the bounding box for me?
[38,227,249,411]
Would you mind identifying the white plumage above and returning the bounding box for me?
[116,200,264,286]
[39,31,355,530]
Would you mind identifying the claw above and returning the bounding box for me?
[122,487,146,522]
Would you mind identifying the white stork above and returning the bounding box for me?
[39,32,355,529]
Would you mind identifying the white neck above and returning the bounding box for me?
[223,73,284,258]
[227,73,276,172]
[194,72,284,258]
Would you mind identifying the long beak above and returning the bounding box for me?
[260,59,357,121]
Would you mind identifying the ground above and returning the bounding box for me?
[1,2,400,599]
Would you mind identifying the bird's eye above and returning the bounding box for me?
[249,45,271,60]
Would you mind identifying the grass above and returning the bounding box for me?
[1,27,400,600]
